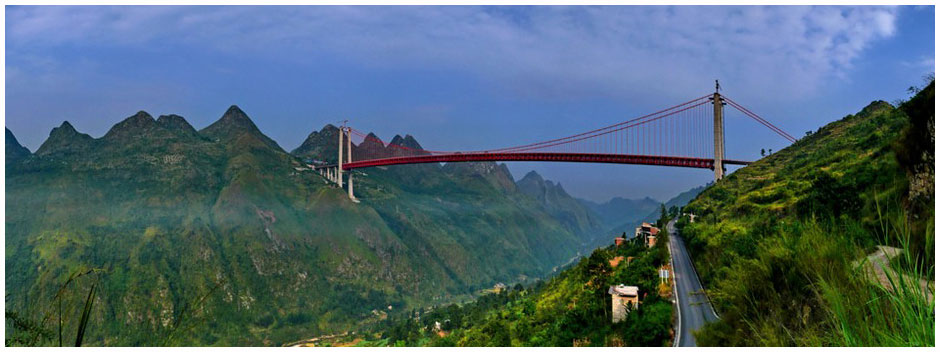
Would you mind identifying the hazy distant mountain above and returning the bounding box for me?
[6,107,594,346]
[292,124,343,163]
[34,120,95,156]
[200,105,283,151]
[658,184,708,213]
[578,196,660,230]
[607,184,708,236]
[575,184,707,250]
[516,171,605,244]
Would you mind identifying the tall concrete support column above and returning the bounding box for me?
[712,89,725,181]
[348,173,359,202]
[345,127,358,202]
[346,127,352,166]
[337,126,344,187]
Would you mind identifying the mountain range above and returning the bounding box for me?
[5,105,681,346]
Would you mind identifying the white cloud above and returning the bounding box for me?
[6,5,900,102]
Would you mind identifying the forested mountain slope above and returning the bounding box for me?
[6,106,601,346]
[680,81,935,346]
[357,229,674,347]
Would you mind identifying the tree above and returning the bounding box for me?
[657,204,667,228]
[760,148,765,157]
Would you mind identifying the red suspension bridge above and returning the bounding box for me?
[314,86,796,202]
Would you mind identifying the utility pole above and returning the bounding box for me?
[712,80,725,181]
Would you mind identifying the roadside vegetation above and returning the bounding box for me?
[680,78,935,346]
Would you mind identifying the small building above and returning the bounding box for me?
[635,223,661,249]
[609,256,625,268]
[647,227,659,248]
[493,282,507,293]
[614,237,626,247]
[608,284,639,323]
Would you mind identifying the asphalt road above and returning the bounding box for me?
[667,219,719,347]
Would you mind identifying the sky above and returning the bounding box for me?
[5,5,935,202]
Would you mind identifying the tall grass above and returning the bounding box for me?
[5,267,101,347]
[815,209,934,346]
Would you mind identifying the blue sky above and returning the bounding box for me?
[5,5,934,202]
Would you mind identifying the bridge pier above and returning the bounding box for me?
[712,82,726,181]
[331,125,357,202]
[348,172,359,203]
[337,125,344,188]
[345,126,358,202]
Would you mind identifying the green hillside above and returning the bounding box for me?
[680,82,935,346]
[5,107,601,346]
[353,223,674,347]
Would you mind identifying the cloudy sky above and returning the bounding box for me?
[5,5,934,202]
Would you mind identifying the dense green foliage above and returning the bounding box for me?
[359,226,675,347]
[680,82,935,346]
[5,107,604,346]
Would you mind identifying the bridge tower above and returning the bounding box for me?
[712,80,726,181]
[334,124,359,202]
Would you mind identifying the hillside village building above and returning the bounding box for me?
[608,284,639,323]
[647,227,659,247]
[635,222,660,248]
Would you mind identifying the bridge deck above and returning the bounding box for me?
[312,152,750,170]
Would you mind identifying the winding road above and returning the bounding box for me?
[667,219,719,347]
